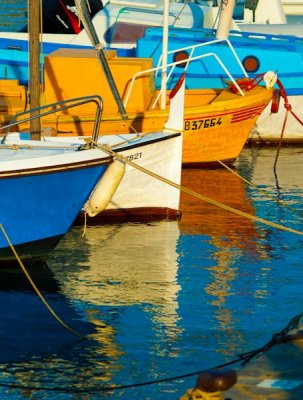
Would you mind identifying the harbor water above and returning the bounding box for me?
[0,146,303,399]
[1,3,303,399]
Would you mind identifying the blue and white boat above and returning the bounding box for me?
[135,26,303,143]
[0,131,112,261]
[0,85,184,262]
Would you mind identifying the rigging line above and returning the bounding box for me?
[0,223,87,340]
[217,159,303,217]
[171,2,187,27]
[97,143,303,237]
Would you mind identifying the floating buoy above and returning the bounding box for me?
[84,159,126,217]
[271,88,281,114]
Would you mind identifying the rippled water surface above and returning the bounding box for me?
[0,147,302,399]
[1,3,303,399]
[0,0,26,31]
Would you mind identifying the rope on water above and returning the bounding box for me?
[0,313,301,394]
[97,143,303,237]
[239,311,303,365]
[0,223,87,339]
[217,159,303,217]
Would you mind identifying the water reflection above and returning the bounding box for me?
[0,148,303,399]
[178,167,268,357]
[50,222,181,329]
[0,263,94,364]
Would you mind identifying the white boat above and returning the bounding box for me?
[3,77,184,224]
[281,0,303,15]
[231,0,303,36]
[32,131,183,223]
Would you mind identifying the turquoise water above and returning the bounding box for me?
[1,3,303,399]
[0,1,27,31]
[0,147,302,399]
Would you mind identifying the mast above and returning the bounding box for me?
[75,0,127,120]
[216,0,236,40]
[29,0,41,139]
[160,0,169,110]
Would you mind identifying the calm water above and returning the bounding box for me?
[0,147,302,399]
[1,3,303,400]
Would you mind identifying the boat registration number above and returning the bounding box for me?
[125,152,142,161]
[184,117,222,131]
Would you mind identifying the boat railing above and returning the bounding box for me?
[155,37,248,81]
[124,43,246,109]
[0,94,103,144]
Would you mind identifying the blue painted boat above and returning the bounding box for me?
[0,95,115,262]
[135,27,303,143]
[0,0,211,84]
[0,140,112,261]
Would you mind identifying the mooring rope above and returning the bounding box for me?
[0,224,87,339]
[97,143,303,237]
[0,312,301,394]
[217,159,303,217]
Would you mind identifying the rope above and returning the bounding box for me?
[96,143,303,237]
[239,311,303,365]
[0,318,301,394]
[0,224,87,339]
[217,160,303,217]
[273,78,303,170]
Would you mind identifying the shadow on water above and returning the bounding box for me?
[0,260,96,365]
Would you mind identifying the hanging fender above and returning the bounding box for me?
[84,159,126,217]
[271,89,281,114]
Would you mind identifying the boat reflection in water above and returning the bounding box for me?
[0,221,182,396]
[178,167,267,358]
[48,221,183,378]
[0,262,95,364]
[1,149,303,399]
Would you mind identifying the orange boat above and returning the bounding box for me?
[1,48,274,166]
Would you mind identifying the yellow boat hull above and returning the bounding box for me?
[38,86,272,166]
[3,49,273,166]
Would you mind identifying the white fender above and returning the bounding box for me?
[84,159,126,217]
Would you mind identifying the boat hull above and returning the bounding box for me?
[97,133,182,219]
[0,146,111,261]
[10,132,183,224]
[136,27,303,142]
[37,87,272,166]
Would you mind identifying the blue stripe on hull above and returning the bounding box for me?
[0,163,108,257]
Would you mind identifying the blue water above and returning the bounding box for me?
[0,1,27,32]
[1,4,303,399]
[0,147,302,399]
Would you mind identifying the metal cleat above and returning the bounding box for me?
[179,368,237,400]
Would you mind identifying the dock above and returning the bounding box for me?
[226,335,303,399]
[180,316,303,400]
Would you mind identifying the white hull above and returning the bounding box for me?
[250,94,303,143]
[104,133,182,212]
[8,132,183,216]
[282,0,303,15]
